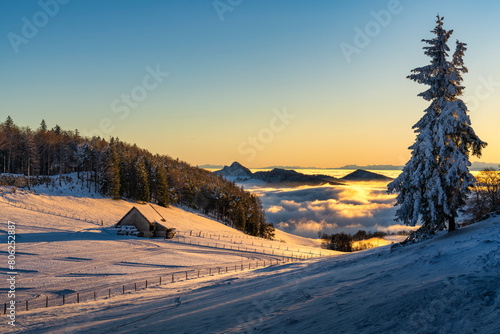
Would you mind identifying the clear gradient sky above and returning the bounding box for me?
[1,0,499,168]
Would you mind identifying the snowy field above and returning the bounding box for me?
[0,181,337,323]
[1,180,498,333]
[5,214,500,333]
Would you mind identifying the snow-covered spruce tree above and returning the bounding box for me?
[388,15,486,243]
[134,157,150,202]
[101,138,121,199]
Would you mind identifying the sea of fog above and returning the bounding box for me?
[246,169,411,238]
[209,168,480,238]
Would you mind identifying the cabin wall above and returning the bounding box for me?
[154,222,166,237]
[118,210,154,237]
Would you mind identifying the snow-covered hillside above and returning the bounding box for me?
[0,182,335,320]
[4,190,499,333]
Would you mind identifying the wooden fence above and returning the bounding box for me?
[171,234,324,258]
[0,198,103,226]
[3,256,304,314]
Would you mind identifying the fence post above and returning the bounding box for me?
[135,283,137,291]
[108,289,111,298]
[77,293,80,303]
[94,291,96,301]
[198,270,200,278]
[249,263,251,269]
[226,266,228,273]
[209,268,211,275]
[123,285,125,294]
[218,267,220,275]
[26,300,28,311]
[46,296,48,308]
[160,276,162,285]
[63,294,65,305]
[235,265,237,271]
[172,274,174,283]
[146,280,148,289]
[186,271,188,280]
[4,303,6,314]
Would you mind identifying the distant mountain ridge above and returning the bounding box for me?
[340,169,393,182]
[469,162,500,170]
[206,162,499,172]
[252,169,343,186]
[339,162,499,171]
[199,164,224,169]
[215,162,253,178]
[214,162,344,186]
[338,164,404,170]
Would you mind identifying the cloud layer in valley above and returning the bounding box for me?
[250,182,416,238]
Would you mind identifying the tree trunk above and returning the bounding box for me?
[8,148,11,173]
[27,156,31,190]
[59,156,62,186]
[448,216,456,232]
[94,168,98,193]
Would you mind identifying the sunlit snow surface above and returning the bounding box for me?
[0,179,333,314]
[6,212,500,333]
[1,173,498,333]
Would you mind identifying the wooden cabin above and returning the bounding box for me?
[115,206,166,238]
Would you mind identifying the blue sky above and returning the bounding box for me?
[1,0,499,167]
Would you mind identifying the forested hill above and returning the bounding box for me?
[0,116,274,239]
